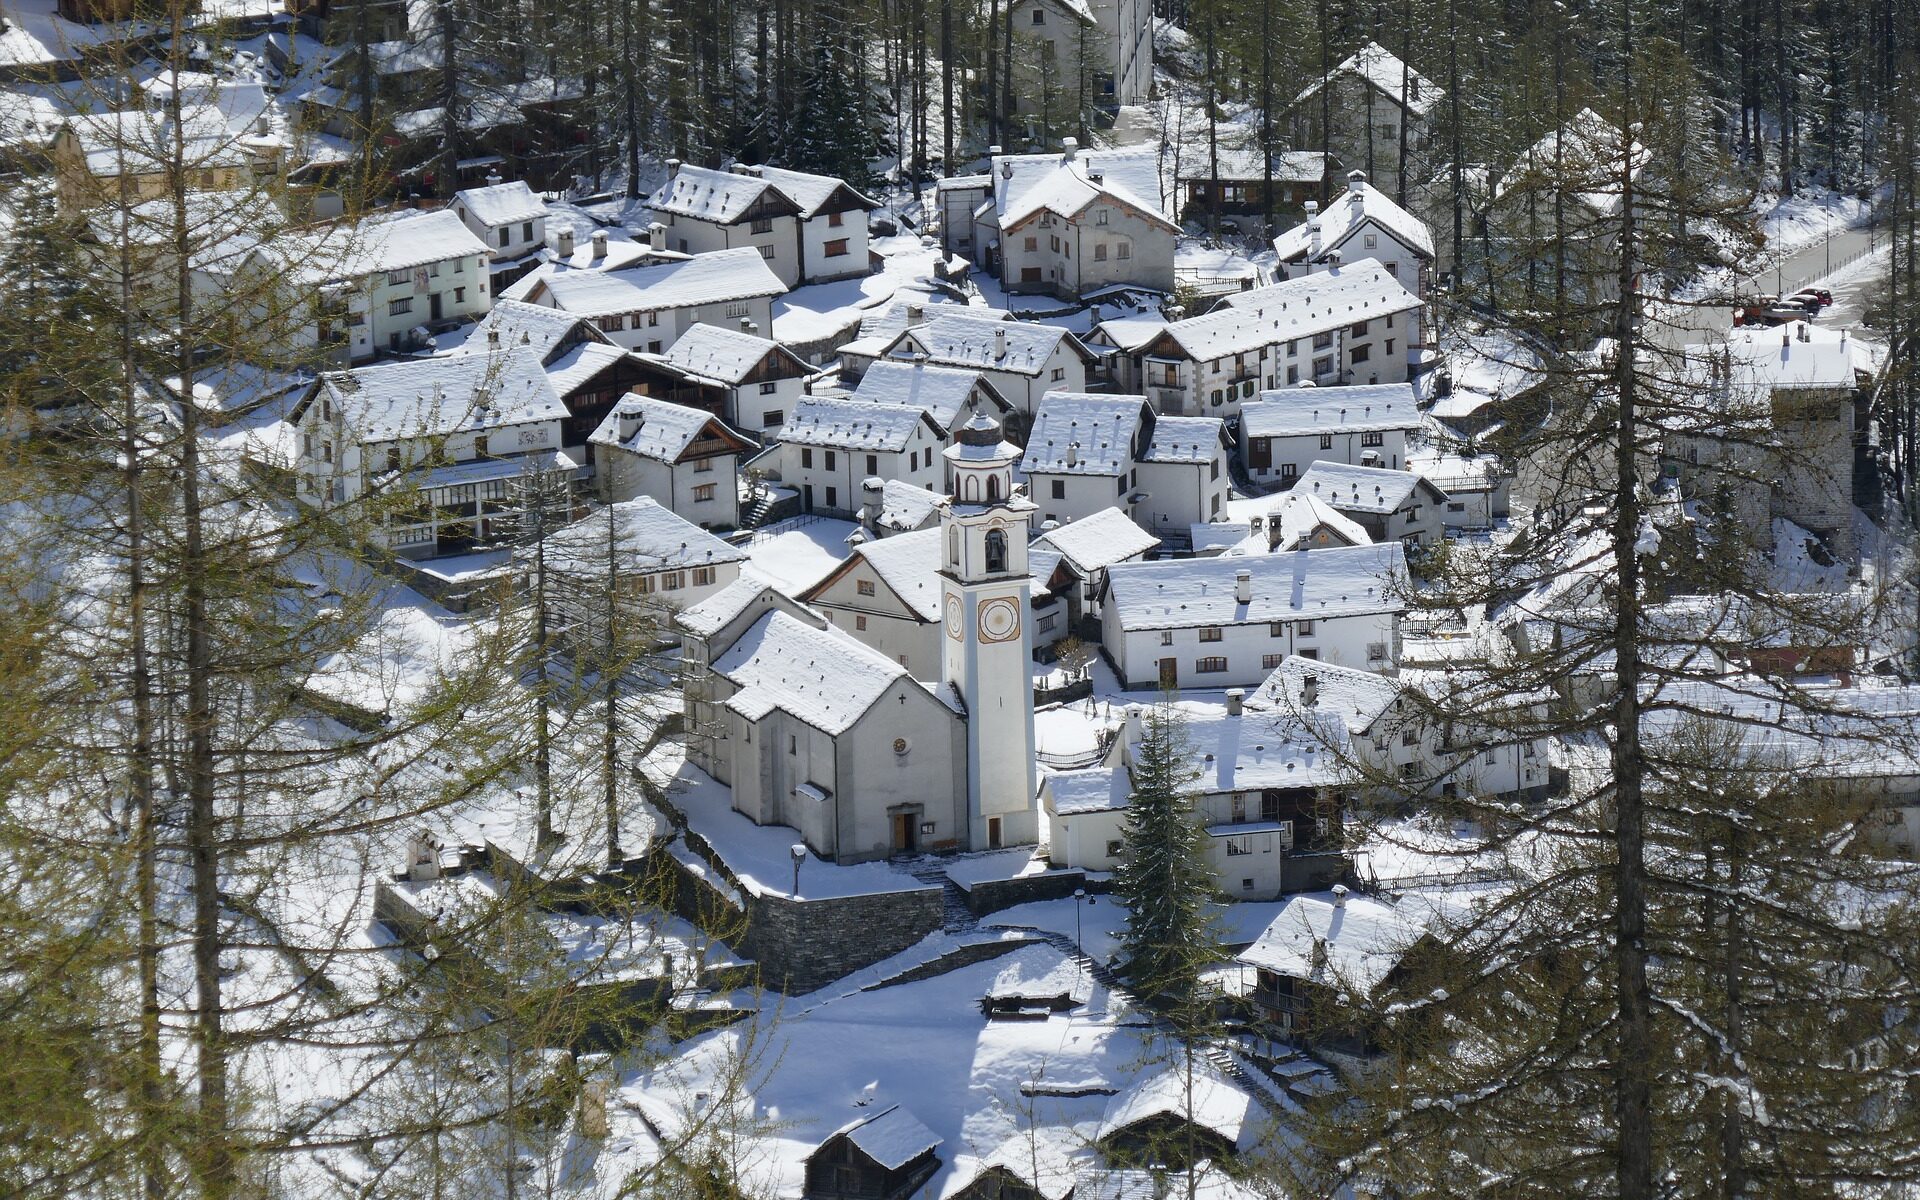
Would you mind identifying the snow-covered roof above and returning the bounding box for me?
[713,612,913,736]
[777,396,937,452]
[1242,383,1420,438]
[1293,460,1445,515]
[1148,259,1420,361]
[851,360,1004,433]
[1247,654,1403,736]
[63,104,248,177]
[1020,393,1149,477]
[984,943,1093,1006]
[536,496,745,578]
[1224,489,1372,553]
[278,209,490,284]
[1095,314,1171,353]
[1495,107,1648,216]
[1096,1062,1251,1145]
[1238,891,1441,996]
[1684,325,1858,395]
[1033,507,1159,574]
[873,479,948,532]
[1042,765,1130,815]
[544,341,634,397]
[468,298,606,361]
[1105,542,1407,631]
[677,578,804,638]
[537,247,786,315]
[589,394,744,463]
[988,143,1175,230]
[835,527,943,621]
[830,1105,943,1171]
[453,179,546,228]
[312,345,564,442]
[1177,145,1327,184]
[648,163,790,224]
[662,322,796,384]
[747,164,879,218]
[948,1130,1079,1200]
[895,314,1090,378]
[1293,41,1438,117]
[1273,177,1436,262]
[1173,710,1353,793]
[135,72,271,136]
[1637,677,1920,780]
[1142,414,1226,464]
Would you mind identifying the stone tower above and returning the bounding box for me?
[940,410,1040,851]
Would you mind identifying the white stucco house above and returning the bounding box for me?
[1238,382,1421,484]
[516,246,786,354]
[588,394,757,528]
[449,178,549,285]
[1292,460,1449,548]
[659,321,814,434]
[771,396,948,515]
[649,161,878,289]
[1019,391,1230,538]
[1273,171,1435,304]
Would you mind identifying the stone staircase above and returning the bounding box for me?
[905,862,982,933]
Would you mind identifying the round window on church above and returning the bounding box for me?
[893,737,911,755]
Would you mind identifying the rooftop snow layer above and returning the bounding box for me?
[777,395,936,452]
[1274,177,1436,262]
[1033,507,1159,573]
[589,394,738,462]
[535,496,744,578]
[896,313,1087,377]
[1292,460,1439,514]
[454,179,547,228]
[713,611,910,735]
[539,246,785,315]
[662,322,790,384]
[1020,393,1148,476]
[851,360,1002,432]
[1242,383,1420,438]
[1105,542,1407,630]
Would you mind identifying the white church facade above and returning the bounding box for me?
[676,410,1041,861]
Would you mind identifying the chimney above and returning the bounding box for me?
[404,830,441,882]
[1066,442,1080,467]
[1783,330,1791,348]
[666,157,682,176]
[989,144,1003,155]
[1332,882,1349,908]
[1311,936,1329,972]
[1226,688,1245,716]
[1348,170,1366,202]
[1308,212,1323,258]
[740,317,755,333]
[486,326,500,348]
[617,404,643,441]
[860,476,885,528]
[591,229,609,260]
[1001,160,1014,179]
[556,225,576,258]
[1062,136,1079,160]
[1234,568,1252,605]
[1798,321,1810,342]
[1300,673,1318,707]
[906,304,925,325]
[254,113,271,136]
[647,221,667,251]
[485,169,503,186]
[994,326,1008,359]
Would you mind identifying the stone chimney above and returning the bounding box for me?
[1300,673,1318,707]
[617,404,643,442]
[1066,442,1080,467]
[989,144,1003,155]
[906,304,925,325]
[1308,209,1323,258]
[1332,882,1349,908]
[1061,136,1079,160]
[1311,936,1329,971]
[647,221,667,251]
[591,229,609,260]
[404,829,441,882]
[485,169,503,186]
[555,225,576,258]
[1348,169,1366,204]
[1235,568,1252,605]
[994,326,1008,359]
[1226,688,1245,717]
[860,476,885,529]
[666,157,682,176]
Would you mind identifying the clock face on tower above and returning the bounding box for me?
[976,597,1021,643]
[944,595,963,640]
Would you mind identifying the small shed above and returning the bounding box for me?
[805,1104,944,1200]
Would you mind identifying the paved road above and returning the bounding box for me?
[1649,224,1882,350]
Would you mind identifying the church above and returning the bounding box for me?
[677,410,1041,861]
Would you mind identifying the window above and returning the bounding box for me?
[1352,320,1369,337]
[824,238,850,257]
[1351,343,1371,364]
[1386,338,1395,356]
[1401,728,1420,747]
[1050,235,1060,253]
[1117,475,1128,495]
[1287,365,1299,384]
[1297,620,1313,635]
[693,483,717,502]
[1095,208,1109,226]
[1107,839,1125,858]
[1211,459,1220,480]
[801,448,814,468]
[1378,123,1396,139]
[857,579,876,596]
[1297,648,1318,660]
[829,211,845,228]
[1160,631,1174,646]
[1313,357,1333,377]
[751,217,773,235]
[388,269,409,286]
[725,302,749,318]
[1052,366,1065,381]
[522,221,534,241]
[1032,6,1044,20]
[825,486,838,507]
[856,614,869,631]
[1039,614,1057,632]
[865,453,878,475]
[1262,653,1284,669]
[1280,463,1297,482]
[1361,431,1385,447]
[1025,236,1038,252]
[763,409,784,427]
[1319,433,1334,450]
[453,287,466,303]
[498,228,511,248]
[649,312,661,326]
[1268,622,1287,637]
[1313,331,1333,350]
[1226,837,1252,857]
[388,297,412,316]
[1196,656,1228,673]
[1211,389,1223,407]
[760,245,776,260]
[473,436,489,458]
[1363,233,1378,249]
[824,451,837,470]
[1116,242,1130,260]
[1367,641,1388,660]
[789,735,797,755]
[1051,479,1065,499]
[1199,626,1223,642]
[600,313,627,331]
[1093,242,1109,262]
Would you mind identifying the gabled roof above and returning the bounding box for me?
[677,577,816,638]
[746,164,880,218]
[1226,488,1371,552]
[543,341,636,398]
[1292,42,1438,117]
[1042,765,1130,815]
[1142,259,1420,362]
[1020,393,1151,477]
[1105,542,1407,631]
[648,163,798,224]
[1142,414,1227,464]
[1096,1063,1251,1146]
[276,209,490,284]
[534,247,786,315]
[777,396,940,452]
[662,322,805,385]
[988,144,1175,231]
[63,104,248,177]
[535,496,745,578]
[1293,460,1448,515]
[1033,507,1159,574]
[850,361,1010,434]
[714,611,914,735]
[948,1130,1079,1200]
[893,314,1095,377]
[1238,891,1445,997]
[453,179,546,227]
[808,527,944,621]
[1246,654,1403,736]
[1495,108,1648,216]
[588,394,751,463]
[1273,178,1436,262]
[872,479,948,532]
[1241,383,1421,438]
[1170,710,1353,793]
[306,346,565,442]
[469,298,609,363]
[825,1105,943,1171]
[1176,145,1327,184]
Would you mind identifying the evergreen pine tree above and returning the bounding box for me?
[1113,703,1221,1007]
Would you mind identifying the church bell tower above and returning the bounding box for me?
[940,409,1040,851]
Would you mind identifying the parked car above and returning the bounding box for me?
[1791,287,1834,308]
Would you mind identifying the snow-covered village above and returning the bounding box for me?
[6,0,1920,1194]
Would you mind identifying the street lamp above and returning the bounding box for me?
[1073,888,1088,954]
[790,843,807,899]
